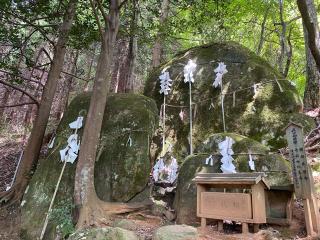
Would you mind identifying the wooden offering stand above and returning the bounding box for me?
[193,172,269,233]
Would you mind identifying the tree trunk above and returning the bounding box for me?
[256,7,269,55]
[151,0,170,68]
[0,87,11,120]
[58,50,79,117]
[74,0,121,227]
[278,0,287,75]
[110,39,128,93]
[123,0,138,92]
[0,0,77,204]
[301,0,320,108]
[74,0,148,228]
[297,0,320,71]
[283,27,293,77]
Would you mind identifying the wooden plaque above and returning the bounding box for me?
[199,192,252,220]
[285,123,312,199]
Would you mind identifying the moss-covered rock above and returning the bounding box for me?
[173,133,292,224]
[144,42,314,158]
[68,227,139,240]
[20,93,158,240]
[95,94,158,202]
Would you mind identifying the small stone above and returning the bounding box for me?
[152,225,197,240]
[254,228,281,240]
[68,227,139,240]
[113,219,138,231]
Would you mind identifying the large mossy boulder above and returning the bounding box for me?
[144,42,314,159]
[173,133,292,225]
[20,93,158,240]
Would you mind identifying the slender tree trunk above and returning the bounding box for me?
[0,87,11,120]
[74,0,120,227]
[84,48,95,92]
[124,0,138,92]
[301,0,320,108]
[278,0,287,75]
[151,0,170,68]
[111,39,128,93]
[74,0,147,228]
[0,0,77,203]
[283,27,293,77]
[58,50,79,117]
[256,7,269,55]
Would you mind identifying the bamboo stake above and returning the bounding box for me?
[39,159,67,240]
[220,78,226,133]
[162,95,166,154]
[40,120,81,240]
[189,81,193,154]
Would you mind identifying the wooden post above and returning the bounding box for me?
[201,218,206,229]
[218,221,224,232]
[253,224,260,233]
[285,122,320,236]
[251,183,267,223]
[242,222,249,234]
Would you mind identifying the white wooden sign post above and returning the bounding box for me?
[285,122,320,237]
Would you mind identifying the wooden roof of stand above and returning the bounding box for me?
[193,172,270,189]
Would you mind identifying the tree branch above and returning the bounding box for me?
[119,0,130,10]
[89,0,104,38]
[0,102,36,108]
[0,8,55,46]
[0,79,39,106]
[96,0,108,23]
[0,69,45,87]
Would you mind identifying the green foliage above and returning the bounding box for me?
[50,199,75,239]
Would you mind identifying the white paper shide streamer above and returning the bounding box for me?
[213,62,228,87]
[153,157,178,184]
[59,116,83,163]
[218,136,236,173]
[205,155,214,166]
[159,69,172,95]
[183,59,197,83]
[159,68,172,153]
[248,150,255,170]
[213,62,228,132]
